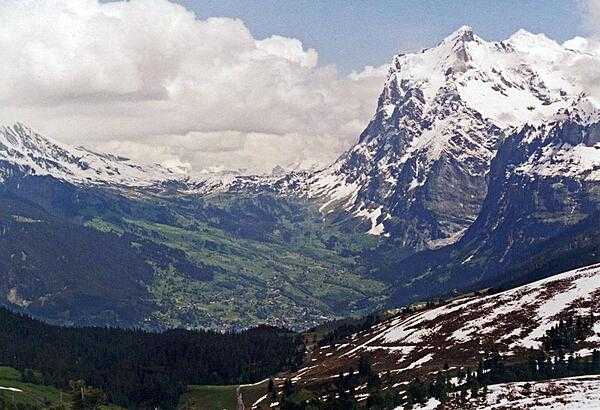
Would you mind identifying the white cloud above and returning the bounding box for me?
[558,1,600,100]
[580,0,600,35]
[0,0,388,173]
[256,35,319,69]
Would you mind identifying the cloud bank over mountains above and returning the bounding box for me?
[0,0,598,174]
[0,0,387,173]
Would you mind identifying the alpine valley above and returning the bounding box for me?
[2,24,600,409]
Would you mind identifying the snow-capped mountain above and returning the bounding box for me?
[0,123,241,197]
[305,26,595,249]
[0,123,300,198]
[0,123,186,186]
[458,95,600,264]
[512,96,600,182]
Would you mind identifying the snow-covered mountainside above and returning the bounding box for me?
[512,96,600,181]
[295,263,600,381]
[413,376,600,409]
[0,123,187,187]
[468,95,600,247]
[0,123,297,201]
[304,26,596,249]
[259,264,600,408]
[0,123,241,197]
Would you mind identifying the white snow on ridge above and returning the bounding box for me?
[391,26,582,129]
[518,267,600,348]
[299,263,600,386]
[513,97,600,181]
[380,263,600,350]
[516,140,600,181]
[406,375,600,410]
[480,376,600,409]
[290,263,600,410]
[0,123,237,195]
[0,123,184,187]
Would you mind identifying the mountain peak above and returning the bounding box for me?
[308,25,594,243]
[508,28,551,43]
[443,25,475,44]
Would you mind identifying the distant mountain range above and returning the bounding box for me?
[1,27,599,331]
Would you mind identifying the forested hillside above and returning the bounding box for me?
[0,308,303,408]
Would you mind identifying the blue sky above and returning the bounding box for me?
[178,0,585,73]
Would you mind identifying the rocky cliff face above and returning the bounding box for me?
[460,97,600,268]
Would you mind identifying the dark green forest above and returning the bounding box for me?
[0,308,303,408]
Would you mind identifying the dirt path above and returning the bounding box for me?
[236,385,245,410]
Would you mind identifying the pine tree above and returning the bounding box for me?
[431,372,448,402]
[282,379,294,397]
[526,349,538,379]
[358,354,372,378]
[406,377,428,406]
[457,367,466,384]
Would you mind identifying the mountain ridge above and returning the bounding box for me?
[386,95,600,306]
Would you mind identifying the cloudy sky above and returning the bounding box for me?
[0,0,596,174]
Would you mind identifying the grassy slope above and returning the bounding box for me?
[178,380,270,410]
[139,219,386,330]
[2,178,391,331]
[178,385,238,410]
[0,367,124,409]
[0,367,67,408]
[0,365,264,410]
[239,381,271,409]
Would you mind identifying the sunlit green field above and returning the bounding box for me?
[178,385,238,410]
[0,366,68,408]
[178,380,270,410]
